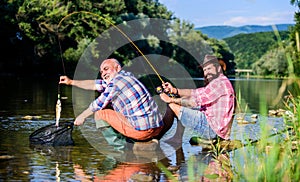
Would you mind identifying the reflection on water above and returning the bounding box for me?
[232,78,300,113]
[0,77,299,181]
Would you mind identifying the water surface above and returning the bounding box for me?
[0,77,298,181]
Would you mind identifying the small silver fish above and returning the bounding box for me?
[55,95,61,127]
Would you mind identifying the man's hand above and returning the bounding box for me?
[74,116,85,126]
[162,82,173,93]
[59,76,72,85]
[160,93,172,103]
[162,82,178,95]
[74,108,93,126]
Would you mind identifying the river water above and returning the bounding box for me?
[0,77,299,181]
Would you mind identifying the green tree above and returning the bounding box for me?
[16,0,127,74]
[0,0,27,75]
[224,31,290,71]
[253,47,288,76]
[289,0,300,76]
[12,0,172,75]
[168,19,212,77]
[205,37,235,75]
[1,0,234,78]
[166,19,235,77]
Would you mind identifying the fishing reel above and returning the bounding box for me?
[156,86,164,94]
[155,86,178,97]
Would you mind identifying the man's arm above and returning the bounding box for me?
[160,93,197,107]
[74,108,94,126]
[162,82,192,98]
[59,76,96,90]
[177,88,192,98]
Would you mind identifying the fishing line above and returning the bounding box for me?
[56,11,164,84]
[56,31,64,127]
[55,11,172,127]
[57,36,66,76]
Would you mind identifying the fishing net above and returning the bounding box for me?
[29,122,74,146]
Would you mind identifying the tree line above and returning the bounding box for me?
[224,0,300,77]
[0,0,234,78]
[224,31,291,77]
[1,0,299,78]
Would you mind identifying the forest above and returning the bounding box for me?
[224,31,292,77]
[0,0,299,78]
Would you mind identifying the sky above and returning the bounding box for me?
[159,0,298,27]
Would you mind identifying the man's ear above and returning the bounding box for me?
[116,64,122,72]
[215,64,222,73]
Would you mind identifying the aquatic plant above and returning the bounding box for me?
[232,26,299,181]
[231,90,300,181]
[157,26,300,181]
[157,88,299,181]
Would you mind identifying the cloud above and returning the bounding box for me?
[223,11,295,26]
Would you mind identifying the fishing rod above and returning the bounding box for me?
[56,11,164,84]
[55,11,173,126]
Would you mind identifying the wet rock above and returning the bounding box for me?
[251,114,258,119]
[237,120,256,124]
[130,173,153,181]
[189,138,244,151]
[219,140,243,151]
[167,165,180,172]
[0,155,15,160]
[22,115,42,120]
[268,109,286,117]
[189,137,216,145]
[236,113,257,124]
[133,139,158,151]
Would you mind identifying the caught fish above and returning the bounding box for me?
[56,94,61,127]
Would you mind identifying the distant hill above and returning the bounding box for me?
[196,24,294,39]
[223,31,290,69]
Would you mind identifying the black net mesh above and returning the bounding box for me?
[29,122,74,146]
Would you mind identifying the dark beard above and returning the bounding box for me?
[204,73,219,85]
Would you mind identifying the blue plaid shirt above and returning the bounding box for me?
[89,70,163,130]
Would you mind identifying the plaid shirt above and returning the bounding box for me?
[191,74,235,139]
[89,70,163,130]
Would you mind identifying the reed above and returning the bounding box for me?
[236,69,299,181]
[158,93,299,181]
[157,26,300,181]
[231,26,300,181]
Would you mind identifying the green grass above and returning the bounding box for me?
[157,81,299,181]
[157,27,300,181]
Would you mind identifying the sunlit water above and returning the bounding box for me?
[0,77,298,181]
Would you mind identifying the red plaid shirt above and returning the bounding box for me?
[191,74,235,139]
[90,70,163,130]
